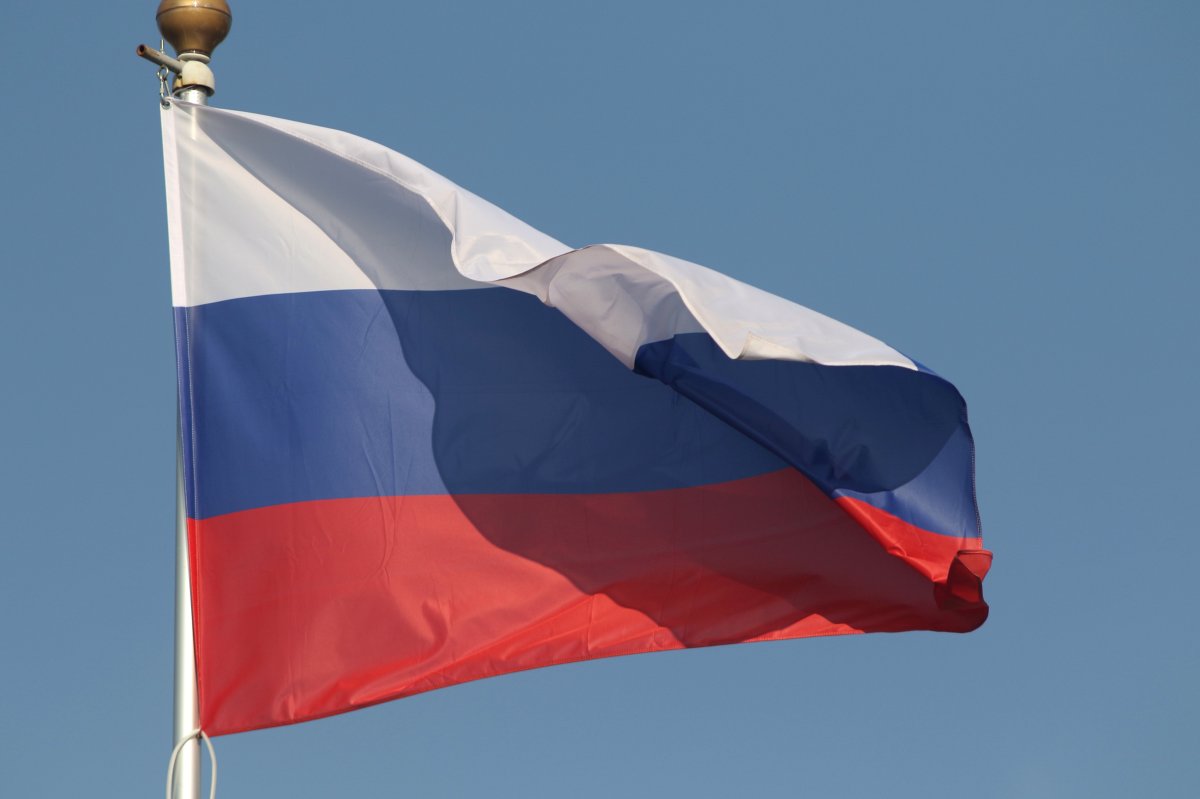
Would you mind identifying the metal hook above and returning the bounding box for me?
[158,38,171,108]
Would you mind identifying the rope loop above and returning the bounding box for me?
[165,728,217,799]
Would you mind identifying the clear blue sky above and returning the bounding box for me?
[2,2,1197,796]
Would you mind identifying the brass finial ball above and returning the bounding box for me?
[157,0,232,59]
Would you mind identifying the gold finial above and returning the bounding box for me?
[156,0,232,60]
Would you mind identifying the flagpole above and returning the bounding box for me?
[173,423,200,799]
[140,4,233,798]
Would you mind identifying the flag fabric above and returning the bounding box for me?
[161,100,990,736]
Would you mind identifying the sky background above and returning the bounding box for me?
[1,1,1197,797]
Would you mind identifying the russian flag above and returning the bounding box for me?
[162,101,990,736]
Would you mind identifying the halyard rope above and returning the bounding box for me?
[165,728,217,799]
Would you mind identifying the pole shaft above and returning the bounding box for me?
[172,86,207,799]
[173,420,200,799]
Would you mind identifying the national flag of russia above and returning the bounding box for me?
[161,100,990,736]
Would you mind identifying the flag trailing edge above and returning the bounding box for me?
[162,100,990,737]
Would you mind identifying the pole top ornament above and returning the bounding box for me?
[157,0,232,60]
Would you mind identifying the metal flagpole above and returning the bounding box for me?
[139,3,233,798]
[172,422,200,799]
